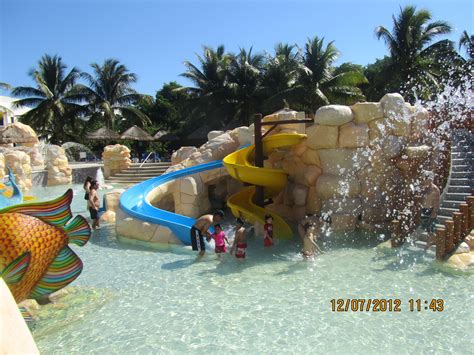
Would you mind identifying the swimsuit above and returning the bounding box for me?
[89,207,99,220]
[235,243,247,258]
[264,223,274,247]
[212,231,227,253]
[190,226,205,252]
[420,208,435,233]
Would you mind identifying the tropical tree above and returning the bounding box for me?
[459,30,474,60]
[261,43,301,111]
[375,5,454,100]
[281,36,366,112]
[12,54,83,143]
[227,47,266,125]
[78,59,149,131]
[180,45,233,126]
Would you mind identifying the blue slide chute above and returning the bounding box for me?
[119,160,223,245]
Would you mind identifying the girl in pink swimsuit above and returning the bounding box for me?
[211,224,229,254]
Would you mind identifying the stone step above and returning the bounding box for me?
[451,158,474,165]
[449,178,474,187]
[130,163,171,167]
[451,151,473,158]
[452,165,472,172]
[437,215,451,224]
[122,168,169,174]
[440,200,465,209]
[447,185,472,194]
[438,207,459,217]
[444,192,470,201]
[106,177,150,183]
[113,173,162,178]
[450,171,473,179]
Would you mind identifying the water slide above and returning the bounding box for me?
[223,133,306,239]
[119,160,223,245]
[119,133,305,244]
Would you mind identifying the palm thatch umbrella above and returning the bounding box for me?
[153,130,168,140]
[120,125,154,141]
[0,122,39,145]
[86,127,121,140]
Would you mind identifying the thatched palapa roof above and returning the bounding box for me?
[86,127,121,140]
[120,125,154,141]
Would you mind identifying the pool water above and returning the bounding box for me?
[28,185,473,354]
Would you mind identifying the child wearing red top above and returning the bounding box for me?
[264,215,274,247]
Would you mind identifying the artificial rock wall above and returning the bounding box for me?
[46,145,72,186]
[103,144,132,178]
[266,93,432,232]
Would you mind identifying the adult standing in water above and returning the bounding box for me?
[190,210,224,257]
[88,180,101,230]
[83,176,93,208]
[421,175,440,250]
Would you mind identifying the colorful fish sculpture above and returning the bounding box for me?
[0,189,91,303]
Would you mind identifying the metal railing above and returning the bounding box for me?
[139,152,154,168]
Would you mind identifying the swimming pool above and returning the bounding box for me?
[29,185,473,354]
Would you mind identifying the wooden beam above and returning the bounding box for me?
[261,119,314,126]
[452,212,462,244]
[435,227,446,260]
[459,204,470,236]
[445,220,455,254]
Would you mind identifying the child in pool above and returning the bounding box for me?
[210,224,229,254]
[230,218,247,259]
[264,215,274,247]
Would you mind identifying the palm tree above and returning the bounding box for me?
[261,43,302,111]
[282,37,366,112]
[459,30,474,60]
[78,59,149,130]
[227,47,266,125]
[11,55,83,143]
[375,5,453,99]
[180,45,233,126]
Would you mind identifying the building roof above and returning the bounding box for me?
[0,96,31,116]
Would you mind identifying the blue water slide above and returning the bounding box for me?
[119,160,223,245]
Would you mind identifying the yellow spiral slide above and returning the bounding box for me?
[223,133,306,239]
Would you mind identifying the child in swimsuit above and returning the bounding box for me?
[264,215,274,247]
[211,224,229,254]
[231,218,247,259]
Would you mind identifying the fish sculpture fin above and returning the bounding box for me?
[30,246,83,299]
[1,252,31,285]
[64,215,91,247]
[0,189,73,227]
[19,307,33,323]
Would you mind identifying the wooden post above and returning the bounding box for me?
[459,204,470,236]
[468,196,474,229]
[253,114,264,207]
[452,212,463,244]
[445,220,455,254]
[435,227,446,260]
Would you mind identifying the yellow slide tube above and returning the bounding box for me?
[223,133,306,239]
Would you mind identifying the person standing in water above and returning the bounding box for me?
[230,218,247,259]
[263,215,274,247]
[421,176,440,250]
[210,224,229,256]
[190,210,224,257]
[88,180,101,230]
[83,176,93,207]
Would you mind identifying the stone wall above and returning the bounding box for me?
[0,153,4,181]
[102,144,131,178]
[265,93,432,233]
[3,150,32,192]
[46,145,72,186]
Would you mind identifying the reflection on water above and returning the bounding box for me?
[28,185,473,354]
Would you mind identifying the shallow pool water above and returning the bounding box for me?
[27,185,473,354]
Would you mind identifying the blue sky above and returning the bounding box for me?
[1,0,472,95]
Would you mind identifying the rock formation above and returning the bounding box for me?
[46,145,72,186]
[102,144,132,178]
